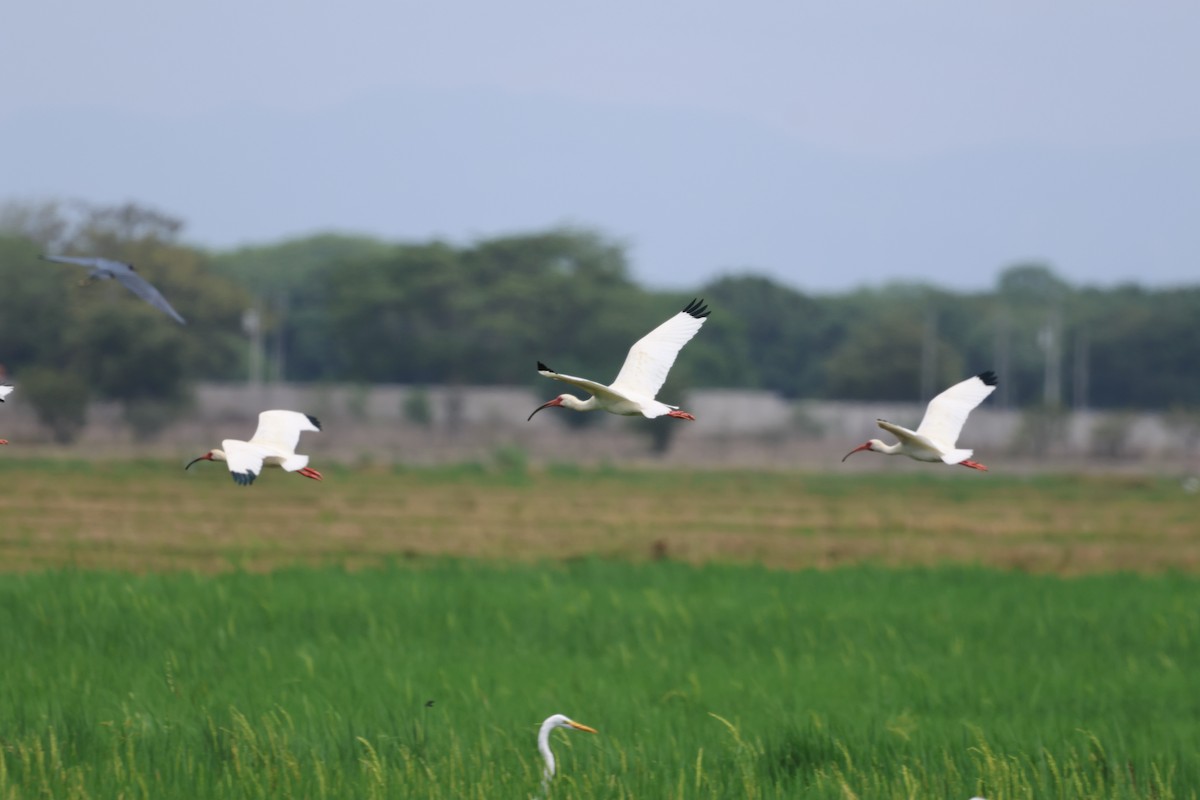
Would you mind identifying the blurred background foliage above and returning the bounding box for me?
[1,198,1198,441]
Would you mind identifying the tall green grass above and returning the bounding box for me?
[0,562,1194,798]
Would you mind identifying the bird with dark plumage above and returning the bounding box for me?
[40,254,186,324]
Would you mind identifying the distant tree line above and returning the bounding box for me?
[1,199,1197,440]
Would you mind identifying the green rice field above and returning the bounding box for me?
[0,460,1196,798]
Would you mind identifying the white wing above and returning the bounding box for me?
[536,363,631,403]
[876,419,927,449]
[247,410,321,454]
[915,371,998,448]
[0,385,12,402]
[220,439,269,485]
[608,299,710,399]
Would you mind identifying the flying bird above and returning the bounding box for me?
[537,714,597,791]
[0,385,10,445]
[186,410,322,485]
[40,255,186,324]
[529,298,710,421]
[842,371,999,470]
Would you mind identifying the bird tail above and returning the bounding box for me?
[640,401,679,418]
[280,454,310,472]
[941,449,973,465]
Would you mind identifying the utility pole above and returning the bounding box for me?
[1038,308,1063,407]
[271,291,288,383]
[994,310,1011,408]
[1072,328,1089,410]
[242,304,263,386]
[920,308,938,400]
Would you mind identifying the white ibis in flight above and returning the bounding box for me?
[186,410,322,485]
[842,371,998,471]
[529,298,710,421]
[0,384,11,445]
[537,714,597,791]
[40,255,187,324]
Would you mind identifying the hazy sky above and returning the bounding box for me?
[3,1,1197,291]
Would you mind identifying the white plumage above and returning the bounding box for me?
[842,371,998,470]
[0,384,10,445]
[186,410,323,485]
[529,299,710,421]
[537,714,597,792]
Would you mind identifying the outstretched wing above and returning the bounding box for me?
[248,410,321,454]
[536,362,629,403]
[114,271,187,324]
[0,385,12,402]
[608,298,710,399]
[915,371,998,448]
[876,419,926,448]
[220,439,269,486]
[40,254,116,272]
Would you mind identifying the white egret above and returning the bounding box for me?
[842,371,998,470]
[186,410,322,485]
[529,298,710,421]
[538,713,597,790]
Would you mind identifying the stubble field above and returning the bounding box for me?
[0,459,1196,798]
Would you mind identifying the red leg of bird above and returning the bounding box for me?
[666,410,696,421]
[298,466,323,481]
[0,440,8,445]
[958,459,988,471]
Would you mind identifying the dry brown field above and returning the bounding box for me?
[0,458,1196,574]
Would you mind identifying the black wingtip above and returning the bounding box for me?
[682,297,711,319]
[977,370,999,387]
[537,361,554,373]
[306,414,322,431]
[231,471,257,486]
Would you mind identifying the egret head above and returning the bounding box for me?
[841,439,885,461]
[544,714,597,734]
[527,395,566,421]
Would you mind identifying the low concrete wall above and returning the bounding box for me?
[1,383,1197,470]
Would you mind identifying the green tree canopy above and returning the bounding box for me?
[4,201,1200,418]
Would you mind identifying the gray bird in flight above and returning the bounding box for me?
[40,255,186,324]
